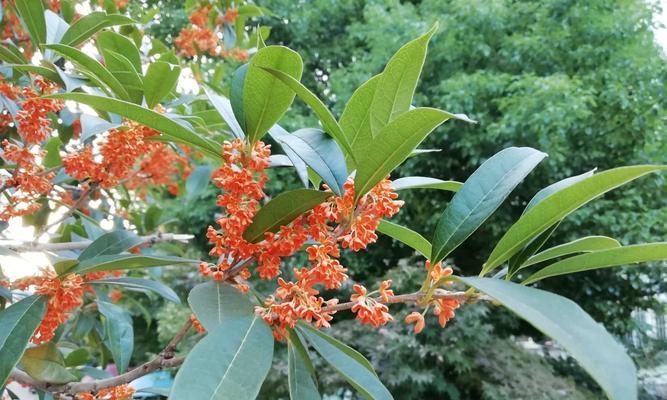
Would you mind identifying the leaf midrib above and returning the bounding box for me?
[210,316,259,398]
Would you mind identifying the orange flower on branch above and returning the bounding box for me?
[350,283,393,327]
[222,7,239,24]
[405,311,425,334]
[77,384,135,400]
[15,270,85,344]
[189,5,212,27]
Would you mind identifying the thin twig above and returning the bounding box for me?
[3,233,194,252]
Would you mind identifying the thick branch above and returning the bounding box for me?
[3,233,194,252]
[8,320,193,397]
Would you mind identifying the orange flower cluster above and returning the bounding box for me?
[1,140,54,221]
[191,314,206,333]
[16,80,63,145]
[404,261,462,334]
[175,6,249,62]
[63,121,188,191]
[77,385,135,400]
[15,270,85,344]
[350,281,394,327]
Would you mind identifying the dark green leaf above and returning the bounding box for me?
[170,315,273,400]
[522,243,667,284]
[87,277,180,303]
[60,12,134,47]
[275,128,347,196]
[243,189,331,243]
[20,342,76,384]
[297,324,391,400]
[521,236,621,269]
[483,165,667,274]
[188,281,254,331]
[96,30,141,72]
[377,220,431,258]
[431,147,547,265]
[144,62,181,108]
[78,230,143,261]
[70,254,195,275]
[243,46,303,143]
[97,301,133,373]
[459,277,636,400]
[0,295,48,387]
[185,166,212,200]
[14,0,46,51]
[339,74,380,167]
[391,177,462,192]
[288,337,320,400]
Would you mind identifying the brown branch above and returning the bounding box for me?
[321,290,491,313]
[8,320,193,397]
[3,233,194,252]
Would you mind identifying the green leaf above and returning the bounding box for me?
[87,277,180,303]
[96,30,141,72]
[230,64,248,137]
[522,243,667,285]
[70,254,195,275]
[143,204,162,232]
[0,43,28,64]
[243,189,331,243]
[144,62,181,108]
[243,46,303,143]
[391,177,462,192]
[64,348,89,367]
[14,0,46,51]
[60,12,134,47]
[355,108,462,201]
[521,236,621,269]
[268,125,309,188]
[20,342,76,384]
[78,230,143,261]
[185,165,212,200]
[97,300,133,373]
[431,147,547,265]
[44,10,69,48]
[524,169,596,212]
[43,137,62,168]
[377,220,431,258]
[170,315,274,400]
[188,281,254,331]
[483,165,667,275]
[205,88,244,139]
[259,67,354,159]
[288,337,320,400]
[275,128,347,196]
[5,64,63,85]
[0,295,47,387]
[102,50,144,104]
[459,277,636,400]
[79,114,121,142]
[46,93,222,159]
[370,24,436,134]
[340,74,381,166]
[297,324,391,400]
[44,44,130,100]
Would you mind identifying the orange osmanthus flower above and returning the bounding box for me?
[77,384,135,400]
[405,311,426,334]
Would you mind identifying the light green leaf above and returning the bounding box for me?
[431,147,547,265]
[14,0,46,51]
[243,46,303,143]
[297,324,392,400]
[44,44,130,100]
[268,125,309,187]
[20,342,76,384]
[44,10,69,49]
[0,295,47,387]
[102,50,144,104]
[243,189,331,243]
[78,230,143,261]
[43,137,62,168]
[459,277,636,400]
[79,114,121,142]
[355,108,458,200]
[521,236,621,269]
[188,281,254,332]
[377,220,431,258]
[230,64,248,136]
[70,254,195,275]
[340,74,381,166]
[144,62,181,108]
[275,128,347,196]
[97,300,133,374]
[60,12,134,47]
[0,43,28,64]
[259,67,354,159]
[46,93,222,159]
[525,169,596,212]
[369,24,436,134]
[64,348,89,367]
[483,165,667,275]
[170,315,274,400]
[391,177,462,192]
[87,277,180,303]
[522,243,667,285]
[96,30,141,72]
[288,337,321,400]
[6,64,63,85]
